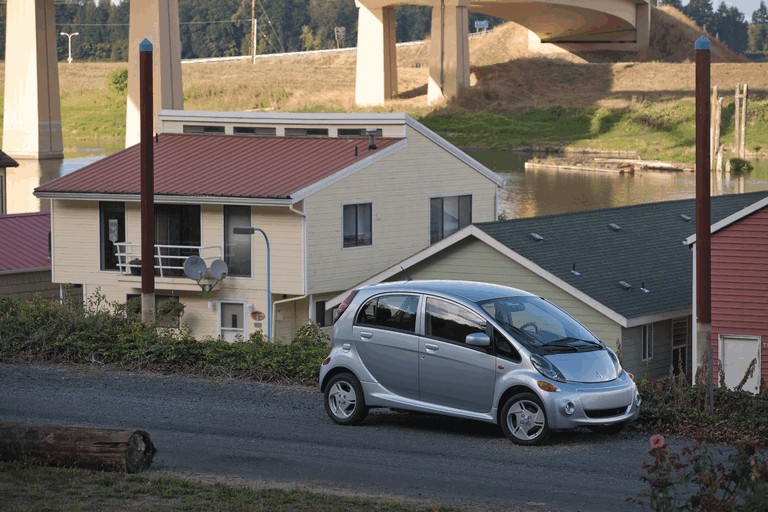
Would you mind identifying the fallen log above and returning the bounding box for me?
[0,422,156,473]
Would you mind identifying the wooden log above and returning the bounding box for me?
[0,423,156,473]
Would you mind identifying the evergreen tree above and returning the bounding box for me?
[753,1,768,24]
[712,2,748,54]
[685,0,714,32]
[663,0,685,10]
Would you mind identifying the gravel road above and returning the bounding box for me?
[0,363,658,511]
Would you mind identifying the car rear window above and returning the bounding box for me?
[355,294,419,333]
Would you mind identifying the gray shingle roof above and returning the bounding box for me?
[476,191,768,321]
[0,150,19,168]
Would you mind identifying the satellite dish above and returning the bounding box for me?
[209,259,228,281]
[183,256,207,281]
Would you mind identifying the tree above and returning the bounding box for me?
[712,2,748,54]
[663,0,685,10]
[685,0,714,32]
[753,1,768,24]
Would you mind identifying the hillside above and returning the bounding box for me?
[0,5,765,161]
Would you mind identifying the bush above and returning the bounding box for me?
[637,435,768,511]
[729,158,754,176]
[106,68,128,95]
[0,294,330,385]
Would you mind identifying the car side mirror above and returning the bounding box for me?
[466,332,491,347]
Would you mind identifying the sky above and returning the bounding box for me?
[722,0,765,19]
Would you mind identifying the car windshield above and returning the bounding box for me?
[476,296,602,352]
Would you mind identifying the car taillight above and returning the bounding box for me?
[334,290,358,323]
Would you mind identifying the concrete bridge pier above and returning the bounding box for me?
[354,2,398,106]
[2,0,63,160]
[125,0,184,147]
[428,0,470,105]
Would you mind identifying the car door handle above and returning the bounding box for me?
[424,343,439,351]
[360,332,373,340]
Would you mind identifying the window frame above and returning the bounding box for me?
[430,194,472,244]
[342,202,373,248]
[354,294,420,334]
[224,205,252,277]
[424,296,487,351]
[642,324,654,361]
[99,201,125,272]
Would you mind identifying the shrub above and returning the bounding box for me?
[637,435,768,511]
[729,158,754,176]
[0,294,330,385]
[106,68,128,95]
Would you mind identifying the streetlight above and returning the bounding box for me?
[60,32,79,64]
[233,226,271,339]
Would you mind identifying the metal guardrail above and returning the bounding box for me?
[114,243,222,277]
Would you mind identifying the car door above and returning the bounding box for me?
[352,293,421,399]
[418,296,496,413]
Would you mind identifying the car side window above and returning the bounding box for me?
[355,294,419,333]
[425,297,485,345]
[493,328,522,363]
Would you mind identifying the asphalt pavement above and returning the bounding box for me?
[0,363,658,511]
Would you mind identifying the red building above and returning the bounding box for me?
[688,196,768,393]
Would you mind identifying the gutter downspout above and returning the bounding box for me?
[271,200,309,340]
[271,294,307,341]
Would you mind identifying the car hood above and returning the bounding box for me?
[546,350,618,383]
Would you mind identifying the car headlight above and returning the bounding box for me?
[531,353,566,382]
[606,348,624,377]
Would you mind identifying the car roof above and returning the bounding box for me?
[360,280,536,303]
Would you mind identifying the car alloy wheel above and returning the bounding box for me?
[501,392,551,445]
[324,372,368,425]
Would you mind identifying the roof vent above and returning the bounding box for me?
[529,232,544,242]
[640,282,650,293]
[608,223,622,232]
[571,263,581,276]
[366,127,377,150]
[680,214,692,222]
[618,280,632,290]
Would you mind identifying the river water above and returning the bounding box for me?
[468,150,768,219]
[4,150,768,218]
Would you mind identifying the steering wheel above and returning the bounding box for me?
[520,321,540,335]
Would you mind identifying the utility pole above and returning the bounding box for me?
[251,0,257,64]
[695,35,713,411]
[140,38,156,324]
[60,31,79,64]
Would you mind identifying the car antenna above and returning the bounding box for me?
[400,266,412,282]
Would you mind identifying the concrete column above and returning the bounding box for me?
[2,0,63,160]
[354,2,397,106]
[428,0,470,105]
[635,2,651,52]
[125,0,184,147]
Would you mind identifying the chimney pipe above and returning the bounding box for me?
[366,128,377,150]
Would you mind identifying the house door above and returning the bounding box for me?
[719,335,761,393]
[220,302,246,342]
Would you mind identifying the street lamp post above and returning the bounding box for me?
[233,226,271,339]
[60,32,79,64]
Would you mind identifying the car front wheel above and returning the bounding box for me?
[324,373,368,425]
[500,392,551,445]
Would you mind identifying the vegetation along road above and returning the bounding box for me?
[0,363,659,511]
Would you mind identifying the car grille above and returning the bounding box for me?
[584,406,629,419]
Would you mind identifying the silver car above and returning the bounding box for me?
[319,280,641,445]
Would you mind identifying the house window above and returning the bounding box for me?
[99,202,125,271]
[285,128,329,137]
[155,204,201,276]
[224,205,251,277]
[220,302,245,342]
[183,125,225,134]
[672,318,688,376]
[338,128,382,138]
[430,195,471,244]
[343,203,372,248]
[233,126,276,136]
[642,324,654,361]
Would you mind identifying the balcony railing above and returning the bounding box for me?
[114,242,222,278]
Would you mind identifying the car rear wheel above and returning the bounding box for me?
[324,373,368,425]
[500,392,551,445]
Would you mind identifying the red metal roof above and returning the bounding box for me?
[0,212,51,272]
[35,134,403,199]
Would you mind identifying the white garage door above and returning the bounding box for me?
[719,335,761,394]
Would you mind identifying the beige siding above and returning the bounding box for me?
[50,199,305,341]
[305,126,498,295]
[384,238,624,349]
[621,320,675,380]
[0,270,58,299]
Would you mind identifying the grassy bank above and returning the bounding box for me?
[0,461,460,512]
[2,32,767,161]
